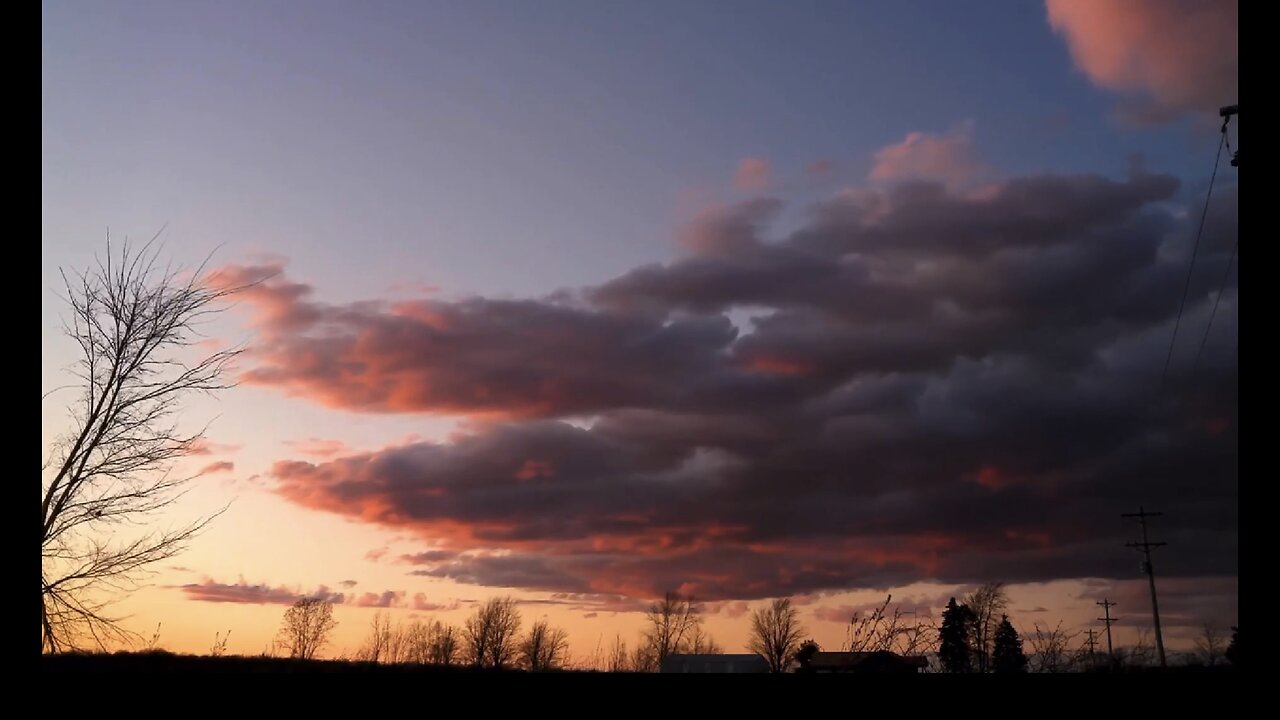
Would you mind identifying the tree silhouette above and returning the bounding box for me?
[642,591,702,667]
[357,611,409,663]
[939,597,974,673]
[1225,626,1238,666]
[464,596,522,668]
[685,624,723,654]
[964,582,1009,672]
[842,594,938,656]
[428,621,461,666]
[1194,624,1227,666]
[606,634,629,672]
[991,615,1027,673]
[794,639,820,673]
[749,598,806,673]
[1025,621,1079,673]
[42,239,243,652]
[520,619,570,671]
[277,597,338,659]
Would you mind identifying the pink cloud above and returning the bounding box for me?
[806,159,835,178]
[284,437,351,458]
[179,578,345,605]
[733,157,772,192]
[868,124,986,190]
[189,439,242,456]
[1046,0,1237,123]
[412,593,462,611]
[351,590,406,608]
[198,461,235,475]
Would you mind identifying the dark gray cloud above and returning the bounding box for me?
[241,170,1234,604]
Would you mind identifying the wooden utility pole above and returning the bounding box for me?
[1096,598,1117,664]
[1123,507,1168,667]
[1083,628,1099,670]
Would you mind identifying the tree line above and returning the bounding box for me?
[273,582,1236,672]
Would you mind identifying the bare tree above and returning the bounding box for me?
[1024,621,1079,673]
[464,596,522,668]
[749,598,806,672]
[843,594,939,656]
[685,624,722,654]
[41,239,243,652]
[429,621,461,666]
[402,618,460,665]
[629,643,658,673]
[1194,624,1226,666]
[520,619,570,671]
[607,634,630,672]
[1121,627,1162,666]
[277,597,338,660]
[642,591,702,666]
[964,582,1009,672]
[357,611,409,663]
[403,620,432,664]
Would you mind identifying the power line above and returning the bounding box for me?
[1189,105,1239,381]
[1190,237,1238,379]
[1161,129,1227,385]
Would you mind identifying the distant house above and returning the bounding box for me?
[660,654,771,673]
[806,651,929,674]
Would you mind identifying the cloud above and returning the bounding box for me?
[180,578,427,609]
[1046,0,1238,123]
[412,594,462,611]
[221,263,738,418]
[734,157,772,192]
[237,142,1235,606]
[284,437,351,458]
[351,590,407,608]
[189,439,242,456]
[812,593,948,624]
[179,579,346,605]
[707,600,751,619]
[807,159,835,178]
[868,124,987,190]
[198,461,235,475]
[1072,576,1237,635]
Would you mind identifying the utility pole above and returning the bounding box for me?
[1220,105,1238,167]
[1123,507,1168,667]
[1096,598,1117,665]
[1084,629,1099,670]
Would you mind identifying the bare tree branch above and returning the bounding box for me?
[464,596,522,669]
[276,597,338,659]
[641,591,702,669]
[749,598,806,672]
[520,619,570,671]
[41,237,244,653]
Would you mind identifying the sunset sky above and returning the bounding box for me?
[42,0,1237,660]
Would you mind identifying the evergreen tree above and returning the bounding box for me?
[939,597,975,673]
[992,615,1027,673]
[794,639,821,673]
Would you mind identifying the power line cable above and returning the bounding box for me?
[1191,236,1238,379]
[1161,129,1226,385]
